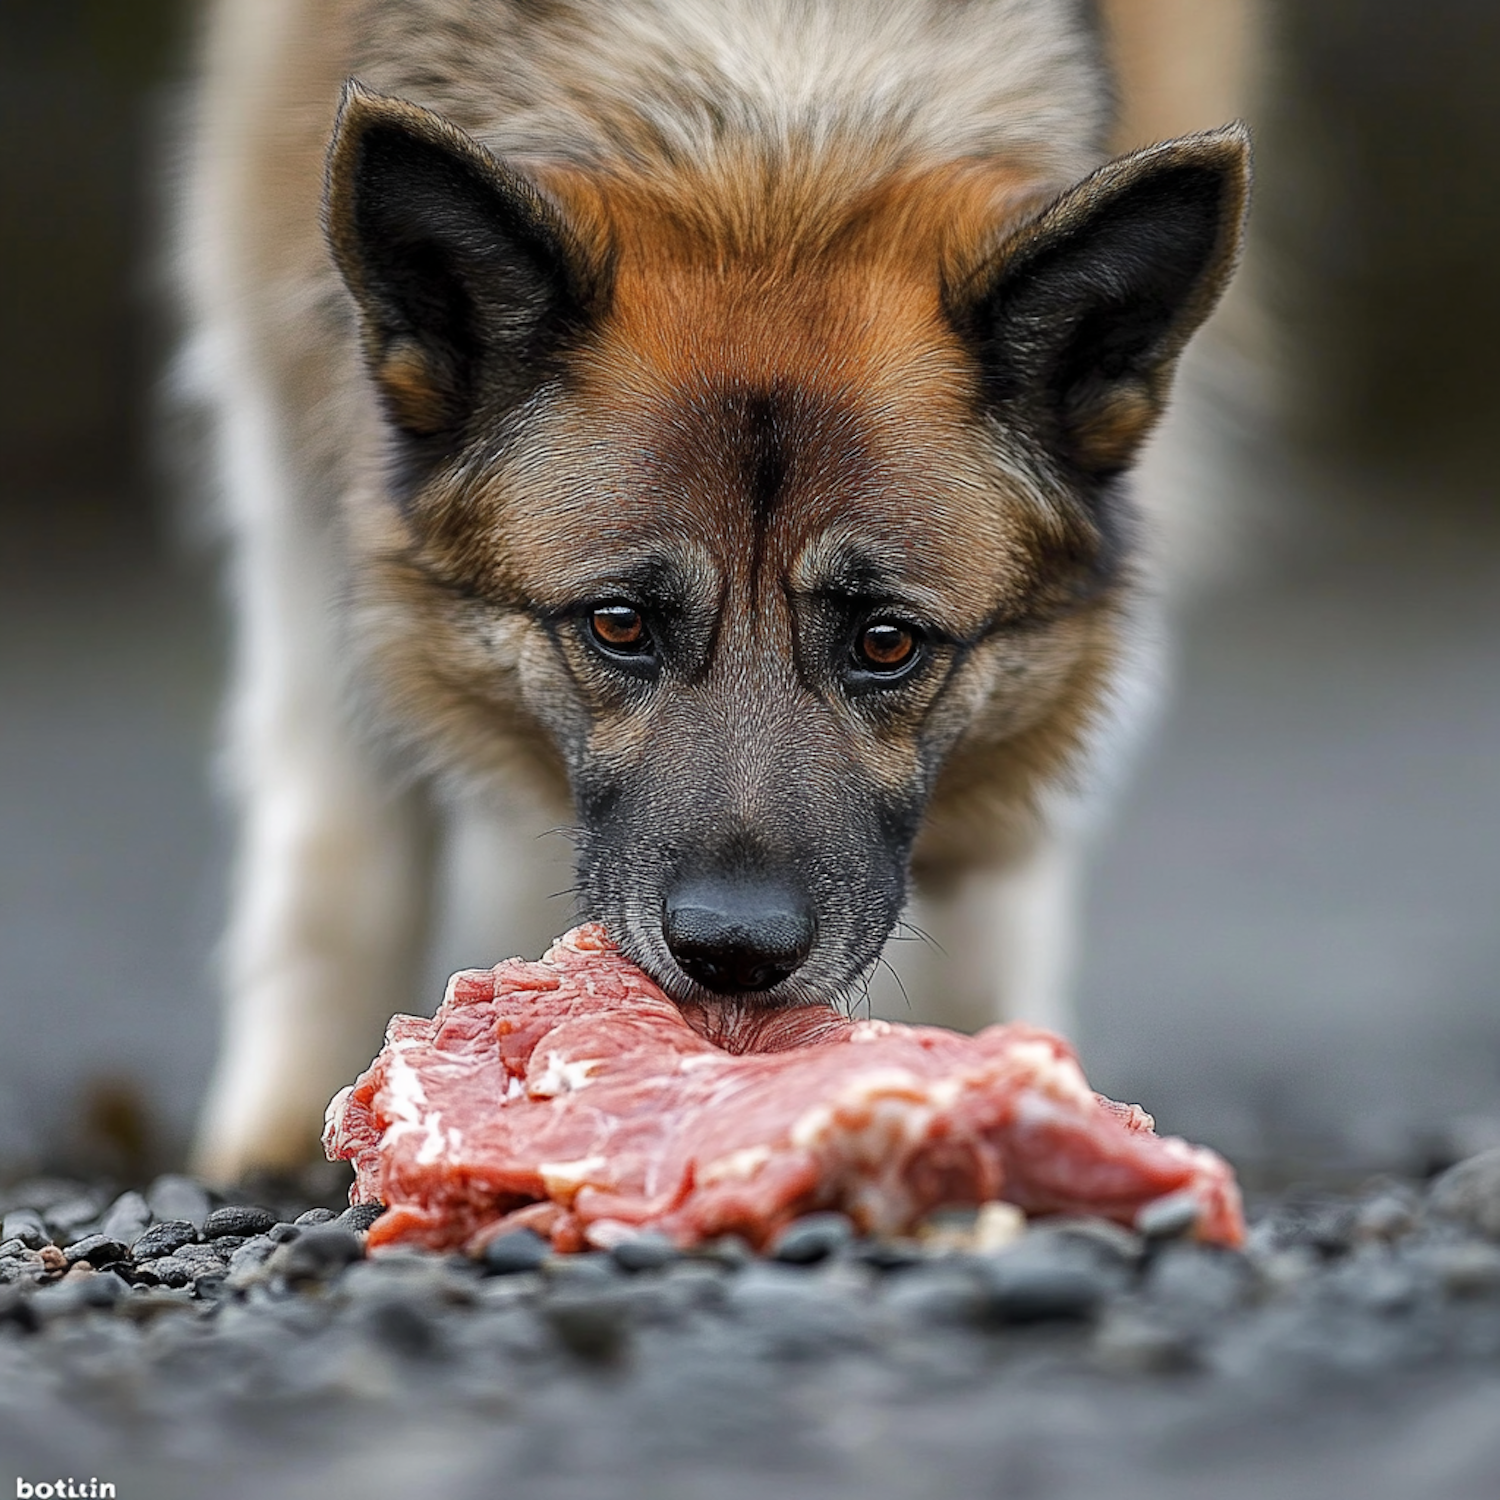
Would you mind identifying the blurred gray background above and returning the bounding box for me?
[1,0,1497,1184]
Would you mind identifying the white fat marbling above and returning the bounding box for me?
[698,1143,774,1185]
[538,1155,608,1203]
[528,1051,603,1098]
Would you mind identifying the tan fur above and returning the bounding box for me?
[181,0,1250,1177]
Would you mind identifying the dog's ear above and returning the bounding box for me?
[953,126,1250,481]
[326,81,600,446]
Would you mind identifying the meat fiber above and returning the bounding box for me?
[324,926,1244,1254]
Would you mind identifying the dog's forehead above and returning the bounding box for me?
[497,357,1064,630]
[554,319,1025,599]
[496,164,1081,616]
[522,372,1026,617]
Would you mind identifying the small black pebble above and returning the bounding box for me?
[982,1258,1107,1324]
[482,1228,550,1276]
[98,1191,152,1244]
[131,1219,199,1259]
[883,1266,989,1326]
[45,1196,102,1238]
[267,1221,302,1244]
[771,1213,854,1266]
[336,1204,386,1234]
[1,1211,48,1251]
[851,1239,926,1272]
[175,1242,236,1271]
[226,1236,277,1281]
[62,1234,130,1269]
[136,1256,195,1289]
[1037,1218,1144,1267]
[610,1233,682,1273]
[272,1225,364,1283]
[81,1270,129,1308]
[204,1205,277,1239]
[295,1208,339,1226]
[1135,1193,1200,1243]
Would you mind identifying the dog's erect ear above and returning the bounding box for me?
[326,82,599,444]
[953,126,1250,481]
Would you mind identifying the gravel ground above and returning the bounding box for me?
[3,1155,1500,1500]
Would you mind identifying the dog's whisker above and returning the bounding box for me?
[871,952,913,1014]
[847,974,874,1023]
[892,919,943,955]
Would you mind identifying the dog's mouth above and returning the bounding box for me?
[646,952,861,1055]
[671,993,857,1054]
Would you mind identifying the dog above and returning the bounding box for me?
[179,0,1253,1181]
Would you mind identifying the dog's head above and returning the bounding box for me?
[324,84,1248,1009]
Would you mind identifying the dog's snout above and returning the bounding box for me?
[663,879,816,995]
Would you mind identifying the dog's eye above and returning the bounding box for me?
[854,620,920,675]
[589,604,650,654]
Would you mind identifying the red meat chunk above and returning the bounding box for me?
[324,925,1244,1254]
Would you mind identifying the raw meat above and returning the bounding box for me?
[324,926,1244,1254]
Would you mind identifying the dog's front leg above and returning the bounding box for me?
[192,514,436,1183]
[900,836,1084,1038]
[193,740,436,1183]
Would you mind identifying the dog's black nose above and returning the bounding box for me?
[662,879,816,995]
